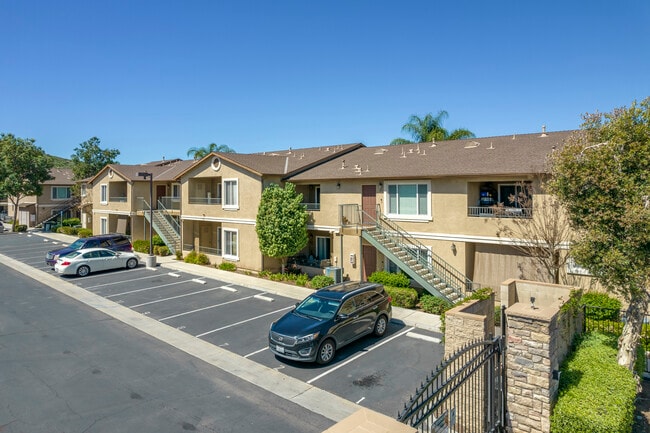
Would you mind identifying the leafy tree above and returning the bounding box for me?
[255,183,309,273]
[496,180,574,285]
[390,110,475,145]
[0,133,54,228]
[71,137,120,181]
[187,143,235,159]
[548,98,650,371]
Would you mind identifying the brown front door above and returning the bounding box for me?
[155,185,166,209]
[362,245,377,280]
[361,185,377,224]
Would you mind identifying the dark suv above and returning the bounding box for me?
[269,281,392,364]
[46,234,133,267]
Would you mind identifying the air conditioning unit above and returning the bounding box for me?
[324,266,342,284]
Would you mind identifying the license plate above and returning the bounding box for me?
[276,345,285,354]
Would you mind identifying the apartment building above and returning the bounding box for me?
[6,168,76,227]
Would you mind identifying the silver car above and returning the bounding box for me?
[54,247,139,277]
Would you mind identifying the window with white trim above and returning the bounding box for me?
[80,184,87,197]
[223,179,238,209]
[100,217,108,234]
[51,187,71,200]
[223,228,238,259]
[386,182,430,219]
[100,184,108,204]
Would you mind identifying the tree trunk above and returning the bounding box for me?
[618,290,650,370]
[10,197,20,230]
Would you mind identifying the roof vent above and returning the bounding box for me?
[464,141,480,149]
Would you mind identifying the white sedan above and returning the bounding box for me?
[54,248,140,277]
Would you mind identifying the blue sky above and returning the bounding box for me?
[2,1,649,164]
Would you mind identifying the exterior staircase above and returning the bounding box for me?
[143,200,181,255]
[38,196,81,226]
[351,205,474,304]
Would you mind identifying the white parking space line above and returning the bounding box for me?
[192,278,206,284]
[106,279,197,298]
[254,294,274,302]
[159,295,260,321]
[85,273,180,290]
[220,285,237,292]
[244,347,269,358]
[406,332,441,344]
[356,397,365,404]
[195,306,293,338]
[168,272,181,278]
[128,287,224,308]
[306,326,415,385]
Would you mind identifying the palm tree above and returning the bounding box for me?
[390,111,475,144]
[186,143,235,159]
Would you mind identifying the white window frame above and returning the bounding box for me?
[51,186,71,200]
[223,228,239,260]
[384,181,431,221]
[100,184,108,204]
[223,178,239,210]
[100,217,108,234]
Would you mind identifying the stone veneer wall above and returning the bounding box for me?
[504,282,582,433]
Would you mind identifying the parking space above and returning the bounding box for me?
[0,232,444,415]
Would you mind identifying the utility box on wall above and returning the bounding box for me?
[325,266,342,284]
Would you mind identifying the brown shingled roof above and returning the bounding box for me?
[286,131,575,181]
[44,168,74,185]
[177,143,364,178]
[89,160,198,184]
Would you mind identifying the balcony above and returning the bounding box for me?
[467,206,532,218]
[109,196,128,203]
[302,202,320,211]
[189,197,222,205]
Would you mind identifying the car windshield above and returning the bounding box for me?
[68,239,86,250]
[294,295,340,320]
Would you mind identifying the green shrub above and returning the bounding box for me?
[582,292,622,321]
[385,286,419,308]
[295,274,309,286]
[218,262,237,272]
[62,217,81,227]
[419,294,451,315]
[152,235,166,246]
[57,226,78,235]
[154,245,170,256]
[14,224,27,232]
[196,253,210,265]
[368,270,411,288]
[133,240,150,254]
[184,250,198,263]
[77,228,93,238]
[175,250,183,260]
[550,332,636,433]
[309,275,335,289]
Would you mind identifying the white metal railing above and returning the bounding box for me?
[189,197,222,205]
[109,196,128,203]
[467,206,532,218]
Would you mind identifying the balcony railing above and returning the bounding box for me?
[158,196,181,210]
[302,202,320,211]
[189,197,222,205]
[182,243,222,256]
[109,196,128,203]
[467,206,532,218]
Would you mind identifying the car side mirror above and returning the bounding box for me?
[336,313,349,321]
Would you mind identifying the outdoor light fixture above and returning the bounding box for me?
[137,171,155,267]
[450,243,457,255]
[336,182,341,189]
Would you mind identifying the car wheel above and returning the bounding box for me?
[316,339,336,365]
[126,258,137,269]
[373,314,388,337]
[76,265,90,277]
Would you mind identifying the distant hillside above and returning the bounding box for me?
[50,155,73,168]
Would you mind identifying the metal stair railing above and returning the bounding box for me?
[142,199,180,255]
[38,196,81,226]
[358,204,473,301]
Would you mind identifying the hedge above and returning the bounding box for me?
[385,286,418,309]
[581,292,622,321]
[550,332,636,433]
[309,275,335,289]
[419,294,451,315]
[368,270,411,288]
[132,240,150,254]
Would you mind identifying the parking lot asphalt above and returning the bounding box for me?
[3,230,444,425]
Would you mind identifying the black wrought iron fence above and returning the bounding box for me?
[583,305,650,374]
